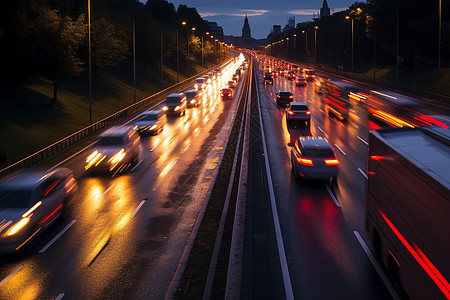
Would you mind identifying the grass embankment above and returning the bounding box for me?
[362,65,450,97]
[0,62,207,170]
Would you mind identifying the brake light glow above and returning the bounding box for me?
[296,157,313,166]
[324,159,339,166]
[370,155,385,161]
[306,110,311,115]
[287,110,294,115]
[289,95,293,99]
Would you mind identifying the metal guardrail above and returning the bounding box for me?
[0,62,231,178]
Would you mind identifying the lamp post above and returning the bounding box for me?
[314,26,318,65]
[88,0,92,125]
[286,38,290,58]
[438,0,441,76]
[293,34,297,61]
[302,30,308,64]
[346,16,354,73]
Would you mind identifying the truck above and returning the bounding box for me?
[366,126,450,300]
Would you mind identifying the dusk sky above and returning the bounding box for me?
[167,0,357,39]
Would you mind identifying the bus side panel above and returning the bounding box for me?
[367,131,450,299]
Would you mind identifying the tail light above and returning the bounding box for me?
[287,110,294,115]
[296,157,313,166]
[325,158,339,166]
[306,110,311,115]
[289,95,293,99]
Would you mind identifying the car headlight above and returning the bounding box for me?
[150,125,157,130]
[7,218,30,236]
[190,100,196,104]
[162,106,168,111]
[86,151,105,170]
[110,149,126,164]
[174,106,180,111]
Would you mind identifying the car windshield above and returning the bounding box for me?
[279,92,291,96]
[166,97,181,103]
[139,114,158,121]
[0,188,32,207]
[302,148,335,158]
[291,105,308,111]
[98,136,124,145]
[185,92,196,99]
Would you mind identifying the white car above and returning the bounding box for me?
[86,126,140,174]
[291,136,339,181]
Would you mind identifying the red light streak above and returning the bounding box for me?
[38,204,63,225]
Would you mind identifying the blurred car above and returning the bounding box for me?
[221,88,233,99]
[0,168,77,253]
[313,78,327,93]
[303,69,316,81]
[264,73,273,85]
[184,89,203,108]
[228,80,236,88]
[194,78,206,91]
[286,102,311,127]
[291,137,339,181]
[162,93,187,116]
[276,90,293,106]
[286,71,296,80]
[232,74,239,82]
[86,126,140,173]
[203,75,211,85]
[295,76,307,86]
[134,110,166,135]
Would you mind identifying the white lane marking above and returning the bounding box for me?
[353,231,401,300]
[358,168,368,180]
[131,200,146,217]
[0,266,23,287]
[130,159,143,172]
[150,144,158,152]
[101,183,116,197]
[357,136,369,146]
[317,126,324,133]
[257,76,295,300]
[334,144,347,156]
[324,184,340,207]
[196,130,201,137]
[55,294,65,300]
[331,118,339,124]
[183,144,190,152]
[39,220,77,254]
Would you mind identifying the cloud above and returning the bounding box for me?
[200,9,269,18]
[288,9,319,16]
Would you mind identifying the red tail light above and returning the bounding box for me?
[287,110,294,115]
[325,158,339,166]
[296,157,313,166]
[306,110,311,115]
[289,95,293,99]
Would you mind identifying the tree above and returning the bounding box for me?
[16,2,86,106]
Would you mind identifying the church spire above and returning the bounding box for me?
[242,14,251,39]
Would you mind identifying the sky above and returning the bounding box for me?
[167,0,357,39]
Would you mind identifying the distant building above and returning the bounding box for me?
[287,17,295,29]
[224,15,266,49]
[206,21,224,41]
[320,0,331,18]
[272,25,282,35]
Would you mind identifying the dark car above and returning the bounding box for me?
[134,110,166,135]
[184,89,203,108]
[276,91,293,106]
[264,73,273,85]
[295,76,307,87]
[0,168,78,253]
[162,93,187,116]
[291,137,339,181]
[221,88,233,99]
[228,81,236,88]
[286,102,311,127]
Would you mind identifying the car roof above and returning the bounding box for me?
[289,102,308,108]
[298,137,332,149]
[222,88,231,91]
[140,110,160,116]
[0,168,70,188]
[279,90,292,94]
[100,125,135,137]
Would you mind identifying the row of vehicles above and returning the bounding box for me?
[0,56,248,254]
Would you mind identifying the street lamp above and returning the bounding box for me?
[302,30,308,64]
[346,15,354,73]
[286,37,290,58]
[293,34,297,60]
[314,26,318,64]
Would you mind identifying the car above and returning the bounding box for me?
[313,78,327,93]
[291,136,339,181]
[303,69,316,81]
[286,102,311,126]
[286,70,296,80]
[203,75,211,85]
[295,76,307,86]
[184,89,202,108]
[134,110,166,135]
[194,78,206,91]
[86,126,141,174]
[221,88,233,99]
[232,74,239,82]
[276,90,293,106]
[264,73,273,85]
[228,80,236,88]
[0,168,78,253]
[162,93,187,116]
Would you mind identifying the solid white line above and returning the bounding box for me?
[324,184,340,207]
[317,126,324,133]
[334,144,347,156]
[39,220,77,254]
[257,74,295,300]
[357,136,368,146]
[101,183,116,197]
[183,144,190,152]
[358,168,368,180]
[131,200,146,217]
[353,231,401,300]
[55,294,65,300]
[196,130,201,137]
[130,159,143,172]
[0,266,23,287]
[331,118,339,124]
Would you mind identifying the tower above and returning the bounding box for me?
[242,15,251,39]
[320,0,331,18]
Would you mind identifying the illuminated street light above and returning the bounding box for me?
[346,16,354,73]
